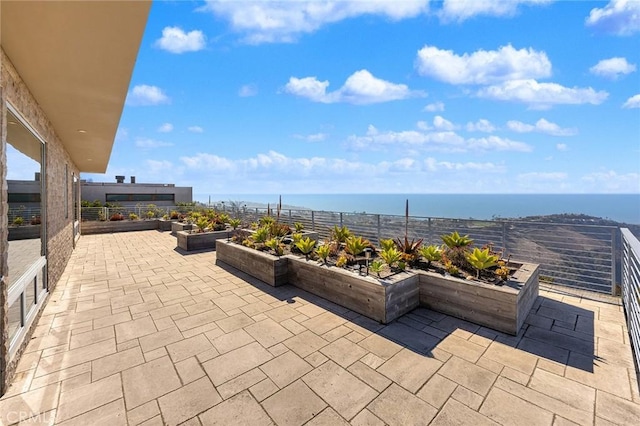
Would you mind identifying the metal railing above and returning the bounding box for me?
[622,228,640,373]
[79,204,622,294]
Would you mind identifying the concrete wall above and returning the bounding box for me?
[82,181,192,206]
[1,49,79,394]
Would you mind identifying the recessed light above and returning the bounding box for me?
[78,129,87,134]
[87,158,93,161]
[8,121,17,125]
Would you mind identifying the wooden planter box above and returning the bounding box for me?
[176,229,232,251]
[158,219,173,231]
[216,240,289,287]
[287,256,419,324]
[418,262,539,335]
[171,222,193,236]
[81,220,159,235]
[8,225,41,241]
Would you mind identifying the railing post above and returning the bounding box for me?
[502,221,507,256]
[311,211,315,231]
[427,218,432,245]
[611,228,617,295]
[339,212,343,228]
[376,215,381,244]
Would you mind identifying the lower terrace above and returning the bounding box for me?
[0,230,638,425]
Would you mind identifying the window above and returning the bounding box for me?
[105,193,175,203]
[8,193,41,203]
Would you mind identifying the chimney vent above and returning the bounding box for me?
[115,175,125,183]
[131,176,136,184]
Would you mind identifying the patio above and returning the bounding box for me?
[1,230,638,425]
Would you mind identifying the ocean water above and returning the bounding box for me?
[197,194,640,225]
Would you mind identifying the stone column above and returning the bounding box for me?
[0,45,10,395]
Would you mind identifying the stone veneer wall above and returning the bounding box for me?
[0,49,79,394]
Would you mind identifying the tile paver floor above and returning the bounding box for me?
[1,230,639,425]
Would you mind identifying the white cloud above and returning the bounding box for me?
[507,118,577,136]
[157,123,173,133]
[188,126,204,133]
[239,84,258,97]
[415,44,551,85]
[466,119,496,133]
[135,138,173,149]
[293,133,328,142]
[590,57,636,79]
[622,94,640,108]
[581,170,640,192]
[423,101,445,112]
[146,159,175,174]
[424,157,503,172]
[439,0,553,22]
[346,123,531,153]
[155,26,206,54]
[478,79,608,108]
[126,85,170,106]
[586,0,640,36]
[284,69,425,104]
[518,171,568,181]
[199,0,429,43]
[556,143,568,151]
[433,115,456,131]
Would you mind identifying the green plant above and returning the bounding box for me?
[170,210,180,220]
[265,238,284,256]
[294,222,305,232]
[443,260,459,276]
[12,216,24,226]
[251,226,270,244]
[335,255,348,268]
[331,225,352,244]
[370,259,384,278]
[291,233,303,245]
[495,265,510,282]
[394,236,423,264]
[146,210,155,219]
[195,217,210,233]
[228,218,241,229]
[441,231,474,249]
[379,238,395,251]
[466,247,499,278]
[295,237,316,259]
[269,222,291,238]
[259,215,275,226]
[380,247,403,269]
[316,244,331,264]
[129,213,138,220]
[441,231,474,269]
[418,245,442,269]
[397,260,406,271]
[345,236,368,257]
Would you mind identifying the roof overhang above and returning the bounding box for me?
[1,0,151,172]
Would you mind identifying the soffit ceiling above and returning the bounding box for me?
[1,0,151,172]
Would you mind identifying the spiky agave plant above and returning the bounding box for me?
[228,218,241,229]
[380,246,403,270]
[441,231,474,270]
[265,238,284,256]
[466,247,499,279]
[195,217,210,233]
[345,236,368,257]
[394,236,423,264]
[369,259,384,278]
[295,237,316,260]
[379,238,395,251]
[315,243,331,265]
[331,225,352,244]
[418,245,442,269]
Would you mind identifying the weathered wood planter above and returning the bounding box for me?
[418,262,539,335]
[81,220,159,235]
[8,225,41,241]
[177,229,232,251]
[171,222,193,236]
[216,240,289,287]
[158,219,173,231]
[287,256,419,323]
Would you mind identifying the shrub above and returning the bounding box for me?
[129,213,138,220]
[418,245,442,269]
[12,216,24,226]
[295,237,316,259]
[466,247,499,279]
[316,243,331,264]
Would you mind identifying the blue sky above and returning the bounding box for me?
[83,0,640,199]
